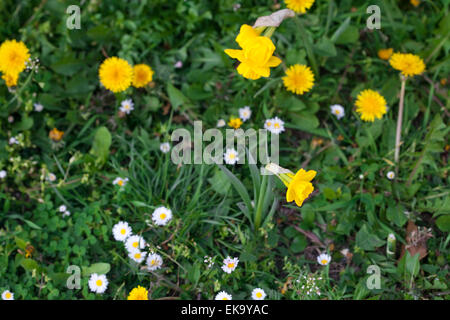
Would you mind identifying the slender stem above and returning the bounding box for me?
[254,174,268,231]
[394,77,407,169]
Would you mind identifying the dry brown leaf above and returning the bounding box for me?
[399,220,432,261]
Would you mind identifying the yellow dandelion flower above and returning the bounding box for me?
[284,0,315,13]
[98,57,133,93]
[378,48,393,60]
[49,128,64,141]
[282,64,315,95]
[410,0,420,7]
[389,53,425,78]
[265,163,316,207]
[355,89,387,122]
[132,64,154,88]
[2,72,19,87]
[228,117,243,129]
[0,39,30,75]
[127,286,149,300]
[224,25,282,80]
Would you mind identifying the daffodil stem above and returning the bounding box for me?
[254,174,268,231]
[394,77,407,169]
[263,27,276,38]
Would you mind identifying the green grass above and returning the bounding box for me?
[0,0,449,300]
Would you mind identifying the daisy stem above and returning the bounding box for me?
[394,77,407,169]
[254,173,268,231]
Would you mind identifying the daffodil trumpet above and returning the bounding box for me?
[265,163,316,207]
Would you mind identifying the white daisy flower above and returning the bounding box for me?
[112,221,132,242]
[239,106,251,122]
[34,103,43,112]
[160,142,171,154]
[120,99,134,114]
[125,235,147,253]
[330,104,345,120]
[264,118,273,131]
[215,291,232,300]
[152,206,172,226]
[317,253,331,266]
[174,61,183,68]
[221,256,239,274]
[223,148,239,165]
[128,249,147,263]
[62,210,71,217]
[251,288,266,300]
[58,205,67,213]
[0,170,6,179]
[270,117,285,134]
[1,290,14,300]
[112,177,128,187]
[47,173,56,182]
[386,171,395,180]
[359,174,364,180]
[88,273,108,294]
[217,119,226,128]
[9,137,19,145]
[146,253,163,271]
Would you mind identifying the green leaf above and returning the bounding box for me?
[386,203,408,227]
[20,259,39,272]
[355,224,384,251]
[436,214,450,233]
[314,38,337,57]
[208,168,231,195]
[89,126,112,167]
[82,262,111,276]
[334,26,359,44]
[218,164,253,224]
[405,252,420,277]
[167,83,189,110]
[290,235,307,253]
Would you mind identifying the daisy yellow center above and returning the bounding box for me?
[120,228,126,235]
[222,297,228,300]
[267,122,272,126]
[118,180,124,186]
[274,123,280,129]
[135,253,141,259]
[5,292,11,299]
[160,213,166,219]
[96,279,103,287]
[227,262,235,269]
[335,110,340,115]
[229,153,235,160]
[256,292,262,298]
[133,242,139,248]
[321,259,328,265]
[124,104,130,109]
[151,259,156,265]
